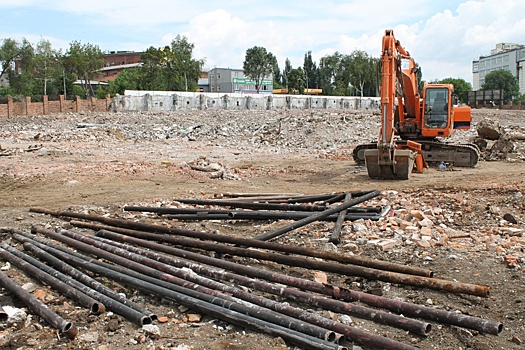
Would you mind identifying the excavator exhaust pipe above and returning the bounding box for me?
[364,149,415,180]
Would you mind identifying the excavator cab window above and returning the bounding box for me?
[424,88,449,129]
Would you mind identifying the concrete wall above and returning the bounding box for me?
[114,91,380,112]
[0,91,380,118]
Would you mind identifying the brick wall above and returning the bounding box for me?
[0,95,111,118]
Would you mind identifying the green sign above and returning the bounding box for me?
[233,78,272,85]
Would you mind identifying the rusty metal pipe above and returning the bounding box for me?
[166,210,384,221]
[124,205,383,215]
[31,209,433,278]
[79,224,485,297]
[164,199,330,211]
[0,269,78,339]
[88,230,432,338]
[0,245,105,315]
[17,230,423,349]
[33,227,340,344]
[330,193,352,244]
[254,190,382,241]
[17,239,155,325]
[21,231,345,350]
[93,228,502,335]
[323,192,348,204]
[10,229,153,321]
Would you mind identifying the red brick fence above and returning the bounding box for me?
[0,95,111,118]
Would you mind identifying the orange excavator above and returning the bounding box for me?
[353,29,479,179]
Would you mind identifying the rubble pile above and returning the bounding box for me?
[0,107,524,350]
[475,117,525,161]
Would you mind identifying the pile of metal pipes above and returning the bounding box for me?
[124,190,389,243]
[0,199,504,349]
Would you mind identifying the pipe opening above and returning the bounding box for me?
[325,330,337,342]
[62,323,79,340]
[91,302,106,315]
[141,316,153,325]
[424,323,432,336]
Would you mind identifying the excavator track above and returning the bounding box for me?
[353,141,480,167]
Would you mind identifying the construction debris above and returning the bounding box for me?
[0,108,524,350]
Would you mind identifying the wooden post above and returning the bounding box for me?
[59,95,64,113]
[75,96,81,113]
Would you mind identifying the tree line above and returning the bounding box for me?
[1,35,522,103]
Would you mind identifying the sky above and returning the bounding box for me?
[1,0,524,85]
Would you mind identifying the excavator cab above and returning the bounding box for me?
[421,85,453,138]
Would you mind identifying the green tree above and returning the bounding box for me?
[53,51,75,99]
[66,40,105,98]
[438,77,472,103]
[105,67,143,96]
[344,50,375,97]
[287,67,305,94]
[319,52,345,96]
[168,35,205,92]
[0,38,34,97]
[303,51,319,90]
[481,68,520,102]
[0,38,33,78]
[282,58,292,89]
[271,56,282,87]
[32,38,59,96]
[243,46,274,93]
[140,46,168,90]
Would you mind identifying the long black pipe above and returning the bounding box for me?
[166,199,329,211]
[91,228,503,336]
[31,227,340,344]
[20,232,345,350]
[16,231,423,349]
[8,228,155,321]
[17,240,155,325]
[0,269,78,339]
[0,246,105,315]
[254,190,382,241]
[124,206,383,215]
[330,193,352,244]
[85,230,432,337]
[31,207,432,277]
[67,232,343,343]
[70,224,486,296]
[165,210,385,222]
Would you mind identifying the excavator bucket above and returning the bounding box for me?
[364,149,415,180]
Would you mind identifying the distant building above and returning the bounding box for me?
[208,68,272,94]
[99,51,143,83]
[472,42,525,94]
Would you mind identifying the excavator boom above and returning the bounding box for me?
[364,29,422,180]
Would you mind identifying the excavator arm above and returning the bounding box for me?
[364,29,424,180]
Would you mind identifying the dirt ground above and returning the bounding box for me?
[0,108,524,350]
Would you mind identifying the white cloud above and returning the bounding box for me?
[1,0,524,83]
